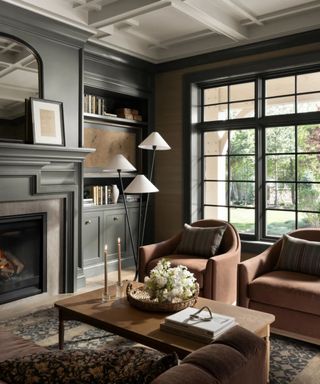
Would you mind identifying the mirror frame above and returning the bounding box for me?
[0,33,43,143]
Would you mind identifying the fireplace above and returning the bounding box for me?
[0,143,93,303]
[0,213,47,304]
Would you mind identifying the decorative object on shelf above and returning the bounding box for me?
[138,132,171,245]
[116,107,143,122]
[30,98,65,146]
[112,184,120,204]
[104,154,138,271]
[124,174,158,279]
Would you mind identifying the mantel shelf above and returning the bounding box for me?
[0,142,95,162]
[84,113,147,127]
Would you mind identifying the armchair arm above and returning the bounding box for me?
[237,240,282,308]
[204,248,240,303]
[138,234,181,282]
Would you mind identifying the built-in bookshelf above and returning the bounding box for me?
[84,87,147,126]
[83,86,148,181]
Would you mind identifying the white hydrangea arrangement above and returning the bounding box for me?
[144,258,198,303]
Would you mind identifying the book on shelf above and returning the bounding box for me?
[84,94,107,116]
[85,185,114,206]
[161,307,236,342]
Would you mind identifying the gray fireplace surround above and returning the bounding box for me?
[0,142,93,297]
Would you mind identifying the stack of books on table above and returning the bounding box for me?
[160,307,236,343]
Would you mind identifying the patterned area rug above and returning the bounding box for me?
[0,307,319,384]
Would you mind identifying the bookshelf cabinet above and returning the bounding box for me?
[82,44,154,279]
[82,203,139,277]
[82,89,148,278]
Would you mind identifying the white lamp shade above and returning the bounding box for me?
[138,132,171,151]
[124,175,159,194]
[103,154,136,172]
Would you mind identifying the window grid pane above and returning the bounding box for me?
[203,128,256,235]
[264,71,320,116]
[200,71,320,241]
[202,82,255,122]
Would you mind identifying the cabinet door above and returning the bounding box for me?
[82,212,103,269]
[104,210,126,261]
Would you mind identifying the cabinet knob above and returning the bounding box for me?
[85,220,92,225]
[113,217,119,221]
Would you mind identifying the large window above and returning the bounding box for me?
[200,70,320,240]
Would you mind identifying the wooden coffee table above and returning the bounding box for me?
[55,283,274,377]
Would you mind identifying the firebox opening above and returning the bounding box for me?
[0,213,47,304]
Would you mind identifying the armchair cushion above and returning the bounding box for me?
[175,224,226,258]
[248,270,320,316]
[277,234,320,276]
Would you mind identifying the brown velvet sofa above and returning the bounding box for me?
[0,325,266,384]
[238,228,320,344]
[139,219,241,304]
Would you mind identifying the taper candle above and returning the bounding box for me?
[104,244,108,295]
[117,237,122,284]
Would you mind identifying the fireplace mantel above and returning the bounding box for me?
[0,144,95,294]
[0,142,94,163]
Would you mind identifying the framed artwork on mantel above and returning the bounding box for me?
[30,98,65,146]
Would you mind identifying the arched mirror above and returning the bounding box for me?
[0,35,41,142]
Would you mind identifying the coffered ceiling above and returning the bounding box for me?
[3,0,320,63]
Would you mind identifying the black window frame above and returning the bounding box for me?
[197,67,320,242]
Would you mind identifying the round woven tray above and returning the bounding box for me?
[126,283,199,313]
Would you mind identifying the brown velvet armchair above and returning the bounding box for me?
[238,228,320,342]
[139,219,241,304]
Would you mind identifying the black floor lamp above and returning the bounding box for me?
[104,154,138,271]
[138,132,171,246]
[124,174,158,280]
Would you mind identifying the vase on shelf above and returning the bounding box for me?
[112,184,119,204]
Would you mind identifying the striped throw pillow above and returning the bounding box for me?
[175,224,226,258]
[277,234,320,276]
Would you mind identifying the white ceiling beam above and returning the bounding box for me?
[95,25,115,38]
[148,30,214,49]
[171,0,247,41]
[242,0,320,26]
[88,0,172,28]
[73,0,102,11]
[72,0,87,6]
[117,18,140,31]
[121,28,168,49]
[220,0,263,26]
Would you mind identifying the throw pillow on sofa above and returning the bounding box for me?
[175,224,226,258]
[276,234,320,276]
[0,346,178,384]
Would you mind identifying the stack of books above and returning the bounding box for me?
[85,185,113,205]
[160,307,236,343]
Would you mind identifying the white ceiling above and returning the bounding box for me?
[3,0,320,63]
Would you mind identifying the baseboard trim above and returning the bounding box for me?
[271,327,320,346]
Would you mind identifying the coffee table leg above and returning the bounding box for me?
[58,310,64,350]
[265,327,271,383]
